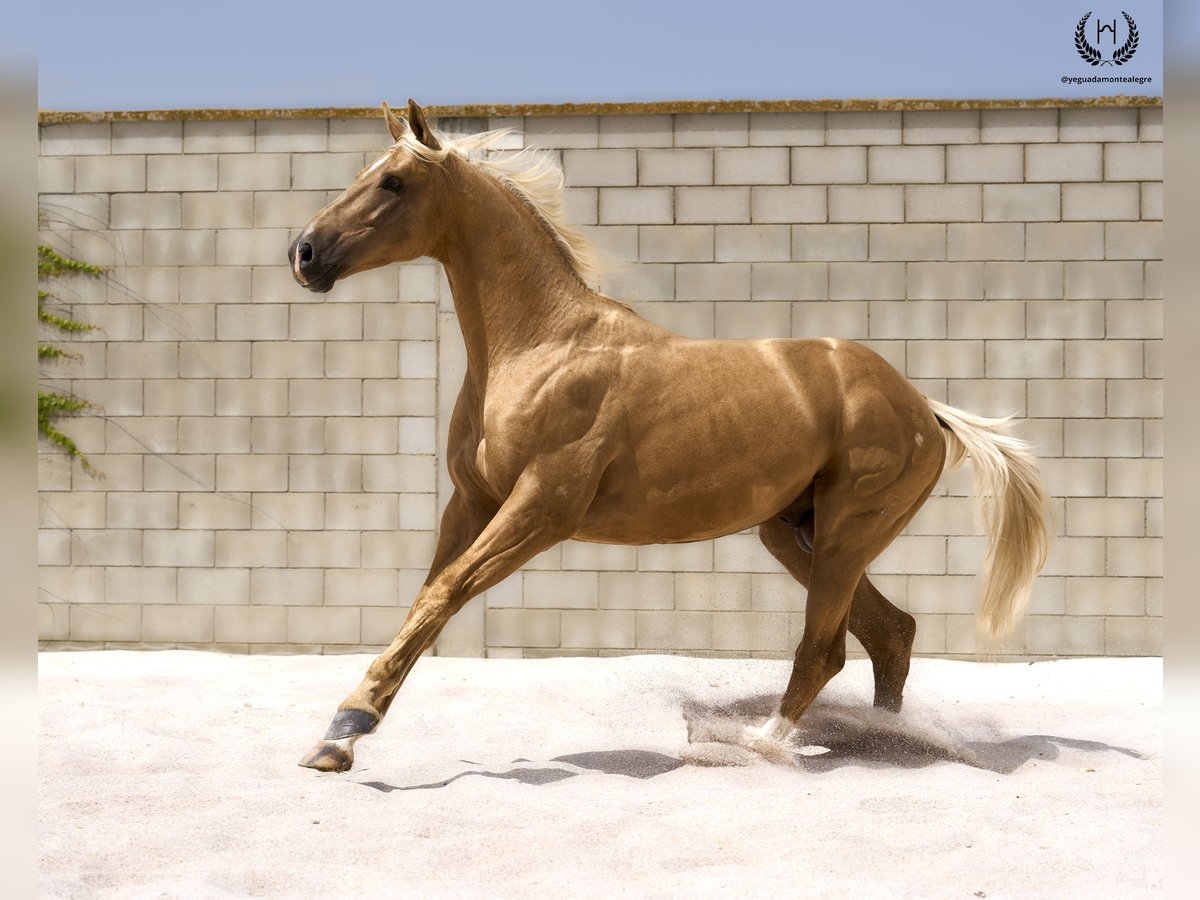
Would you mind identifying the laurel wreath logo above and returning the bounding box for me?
[1075,11,1140,67]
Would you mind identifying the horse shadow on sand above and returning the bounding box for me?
[355,693,1146,792]
[679,693,1148,775]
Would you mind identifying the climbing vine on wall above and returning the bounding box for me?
[38,244,101,474]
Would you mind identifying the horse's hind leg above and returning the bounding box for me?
[759,518,916,713]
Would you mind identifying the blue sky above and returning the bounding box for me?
[37,1,1164,109]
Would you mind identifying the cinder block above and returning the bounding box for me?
[524,116,598,149]
[1107,537,1161,578]
[636,149,711,186]
[255,119,327,152]
[672,263,745,301]
[598,114,673,148]
[291,152,366,190]
[1105,618,1161,655]
[1027,223,1104,261]
[106,492,178,530]
[327,418,399,455]
[105,342,179,379]
[144,379,214,416]
[673,572,750,611]
[102,567,175,606]
[982,184,1059,222]
[215,454,288,492]
[1064,261,1142,299]
[945,144,1023,183]
[363,379,436,417]
[871,535,948,575]
[286,531,360,568]
[1064,576,1144,616]
[252,190,327,228]
[1104,143,1162,181]
[250,567,323,605]
[905,185,982,223]
[361,530,437,570]
[327,117,391,152]
[1107,458,1161,498]
[639,225,713,262]
[636,611,712,650]
[598,572,674,610]
[750,111,824,146]
[675,186,750,224]
[791,300,868,339]
[1025,615,1104,655]
[521,571,598,609]
[901,109,978,144]
[792,224,867,261]
[487,609,560,648]
[868,301,946,340]
[110,192,181,229]
[715,225,790,262]
[1144,420,1162,458]
[1105,222,1162,260]
[143,455,214,492]
[40,493,106,530]
[69,529,142,566]
[1059,108,1138,143]
[183,120,256,153]
[214,304,287,341]
[286,380,361,417]
[828,186,904,223]
[715,148,789,185]
[984,340,1060,379]
[561,148,638,186]
[908,262,983,300]
[561,610,635,649]
[70,604,142,641]
[906,340,983,378]
[288,607,360,644]
[750,186,825,224]
[144,530,214,567]
[749,574,800,612]
[714,532,786,573]
[1028,378,1105,418]
[1137,107,1163,142]
[216,229,292,267]
[868,224,945,261]
[38,156,74,193]
[948,301,1025,341]
[398,417,437,455]
[178,568,250,605]
[1107,379,1162,418]
[710,611,789,651]
[179,492,252,530]
[216,379,288,416]
[143,229,216,266]
[828,262,905,300]
[214,606,286,643]
[597,187,672,224]
[675,113,748,147]
[751,262,827,301]
[1061,183,1140,221]
[329,340,401,378]
[1064,419,1142,457]
[41,121,112,155]
[147,154,219,191]
[868,146,944,184]
[76,155,146,192]
[1140,183,1162,221]
[1037,458,1104,498]
[1065,498,1145,537]
[715,302,790,338]
[825,111,901,146]
[981,109,1058,144]
[218,153,290,190]
[1064,340,1143,378]
[790,147,866,184]
[326,494,398,531]
[325,568,399,606]
[249,342,322,379]
[367,300,437,339]
[1106,300,1161,338]
[983,262,1062,301]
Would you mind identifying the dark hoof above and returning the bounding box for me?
[299,741,354,772]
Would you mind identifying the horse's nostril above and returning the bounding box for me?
[298,242,314,266]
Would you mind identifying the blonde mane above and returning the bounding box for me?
[394,126,602,285]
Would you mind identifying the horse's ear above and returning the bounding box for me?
[407,98,442,151]
[382,102,408,143]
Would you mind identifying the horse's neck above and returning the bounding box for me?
[433,173,591,381]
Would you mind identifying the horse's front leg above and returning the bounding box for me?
[299,472,587,772]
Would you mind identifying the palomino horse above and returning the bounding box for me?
[290,100,1052,772]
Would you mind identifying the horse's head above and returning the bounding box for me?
[289,99,449,293]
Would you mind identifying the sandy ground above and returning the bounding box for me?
[39,651,1161,898]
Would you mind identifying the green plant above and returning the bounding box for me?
[38,244,101,473]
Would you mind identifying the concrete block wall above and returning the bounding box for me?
[37,102,1163,659]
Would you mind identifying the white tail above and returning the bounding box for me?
[927,398,1053,640]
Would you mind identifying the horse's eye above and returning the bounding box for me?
[381,174,403,193]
